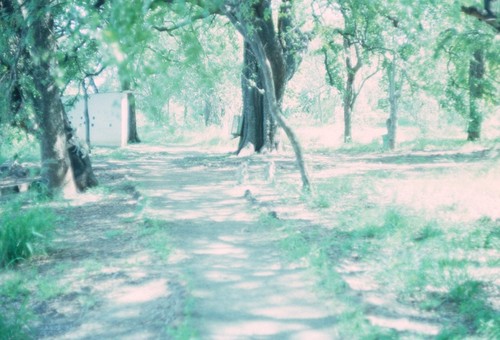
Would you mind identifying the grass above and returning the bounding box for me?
[166,297,199,340]
[0,271,32,340]
[276,147,499,338]
[0,200,56,268]
[0,302,32,340]
[140,218,172,261]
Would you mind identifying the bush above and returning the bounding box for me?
[0,202,55,267]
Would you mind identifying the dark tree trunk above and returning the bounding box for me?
[238,42,265,152]
[60,104,98,191]
[121,80,141,143]
[127,92,140,143]
[467,50,484,141]
[224,1,312,192]
[235,0,300,154]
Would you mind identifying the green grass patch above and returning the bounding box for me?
[0,271,32,340]
[0,302,32,340]
[437,280,499,338]
[0,201,56,268]
[140,218,172,261]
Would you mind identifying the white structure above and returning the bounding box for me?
[66,92,129,147]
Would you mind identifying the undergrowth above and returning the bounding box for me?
[0,199,56,339]
[0,200,56,268]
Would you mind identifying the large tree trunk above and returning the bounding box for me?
[11,1,98,194]
[224,1,312,192]
[29,3,76,194]
[235,0,298,154]
[467,50,484,141]
[238,43,266,152]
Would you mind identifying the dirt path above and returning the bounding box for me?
[133,145,337,339]
[26,144,337,339]
[5,142,497,338]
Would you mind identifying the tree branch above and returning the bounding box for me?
[461,5,500,32]
[153,11,216,34]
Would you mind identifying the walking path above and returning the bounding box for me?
[133,145,337,339]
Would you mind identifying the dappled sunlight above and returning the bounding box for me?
[108,279,168,304]
[192,241,248,257]
[367,315,440,336]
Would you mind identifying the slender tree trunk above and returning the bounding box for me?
[341,37,362,144]
[127,92,140,143]
[387,59,399,150]
[343,71,355,143]
[467,50,484,141]
[121,80,141,143]
[82,80,91,149]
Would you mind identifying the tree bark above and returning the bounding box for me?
[342,37,362,144]
[7,0,98,194]
[247,37,311,193]
[235,0,301,154]
[238,42,265,152]
[386,58,399,149]
[82,80,91,149]
[62,108,99,191]
[29,3,76,194]
[121,80,141,143]
[224,3,312,192]
[343,71,355,143]
[467,50,484,141]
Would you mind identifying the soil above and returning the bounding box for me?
[1,142,498,339]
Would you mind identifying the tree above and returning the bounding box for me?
[460,0,499,140]
[0,0,98,194]
[234,0,308,153]
[436,2,499,141]
[316,0,381,143]
[224,1,312,191]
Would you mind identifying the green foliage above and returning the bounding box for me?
[0,201,55,267]
[0,126,39,164]
[434,21,500,120]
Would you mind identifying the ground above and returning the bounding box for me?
[0,139,499,339]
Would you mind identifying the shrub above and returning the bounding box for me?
[0,202,55,267]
